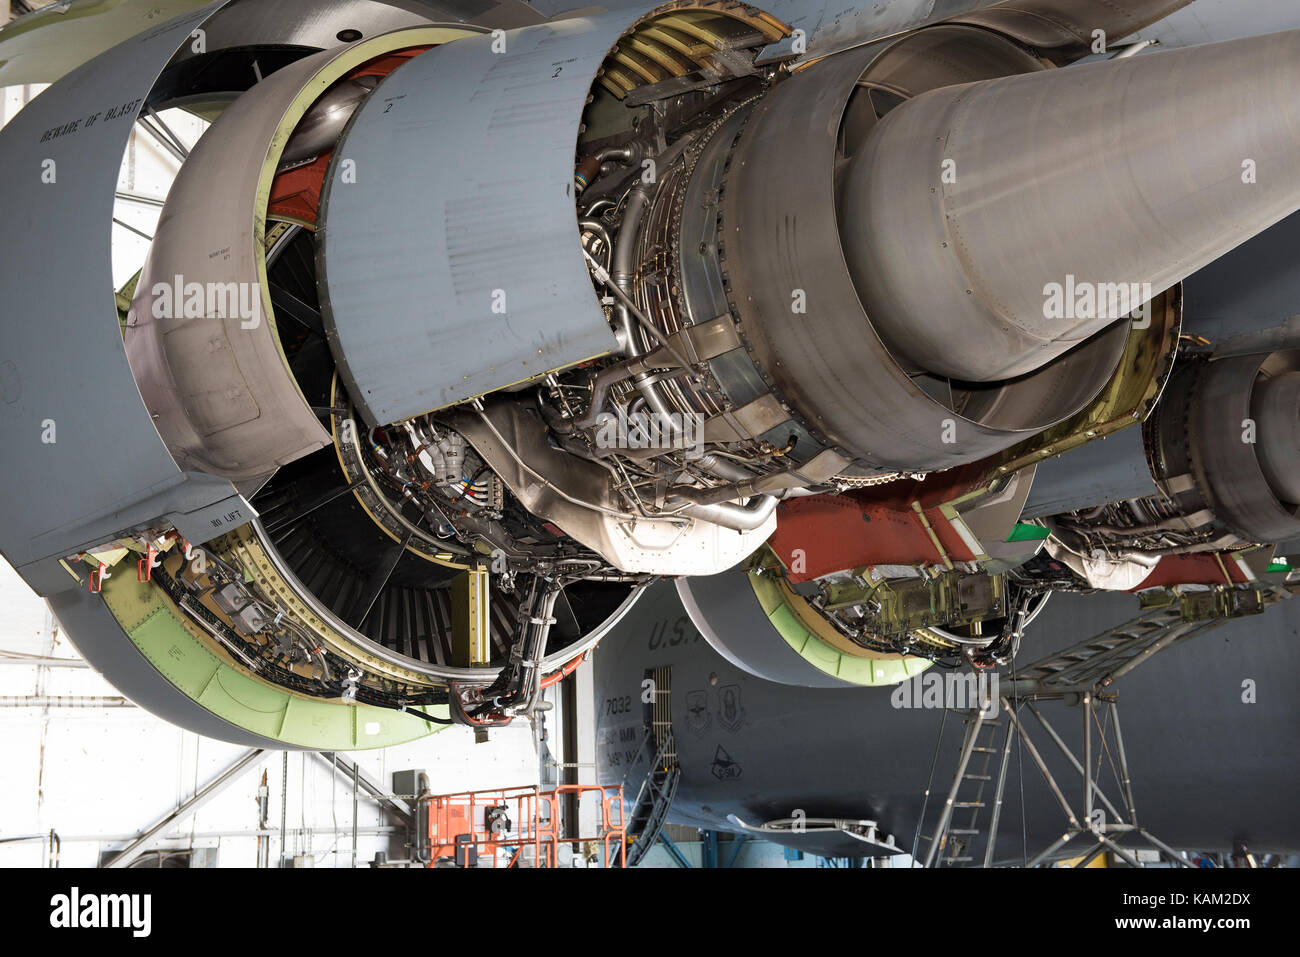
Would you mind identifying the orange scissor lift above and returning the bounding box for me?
[424,784,627,868]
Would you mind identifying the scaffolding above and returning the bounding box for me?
[922,693,1194,868]
[921,580,1299,867]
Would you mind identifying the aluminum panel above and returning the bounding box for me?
[1021,426,1158,519]
[316,13,641,425]
[0,0,543,88]
[126,49,337,483]
[0,2,254,595]
[125,30,476,483]
[676,572,855,689]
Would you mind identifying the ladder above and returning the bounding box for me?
[621,728,680,867]
[621,666,680,867]
[924,706,1007,867]
[1008,604,1204,695]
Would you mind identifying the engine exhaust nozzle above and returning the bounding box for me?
[841,29,1300,382]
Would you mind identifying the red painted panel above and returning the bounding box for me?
[1128,553,1248,591]
[266,48,431,227]
[268,150,331,226]
[769,494,976,582]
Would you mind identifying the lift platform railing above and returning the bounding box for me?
[423,783,627,868]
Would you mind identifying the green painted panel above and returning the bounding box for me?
[215,665,288,713]
[800,629,846,673]
[1006,522,1052,542]
[98,572,438,749]
[199,669,286,738]
[834,655,879,684]
[130,606,222,698]
[766,603,810,652]
[749,570,931,687]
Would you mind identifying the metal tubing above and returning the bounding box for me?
[1083,692,1094,824]
[312,752,412,823]
[280,751,289,868]
[1026,701,1126,824]
[1025,830,1078,868]
[667,495,780,532]
[912,708,948,863]
[982,722,1015,868]
[0,656,89,668]
[1003,702,1080,828]
[143,105,190,159]
[1111,704,1140,827]
[1139,828,1196,868]
[0,695,133,708]
[103,749,266,868]
[1100,835,1144,868]
[1073,839,1109,868]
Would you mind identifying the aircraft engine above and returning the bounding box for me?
[2,0,1297,725]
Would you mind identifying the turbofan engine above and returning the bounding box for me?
[3,0,1299,736]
